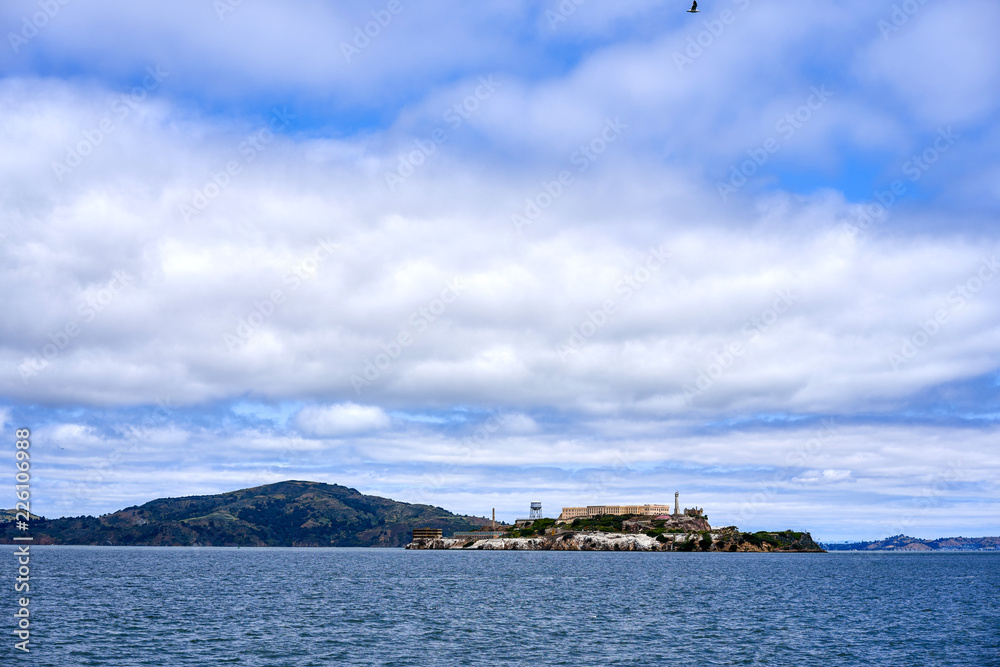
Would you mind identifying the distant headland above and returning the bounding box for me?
[822,535,1000,552]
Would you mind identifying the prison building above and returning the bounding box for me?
[557,504,672,520]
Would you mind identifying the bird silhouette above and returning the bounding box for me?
[687,1,700,12]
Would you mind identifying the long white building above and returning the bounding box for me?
[557,504,673,520]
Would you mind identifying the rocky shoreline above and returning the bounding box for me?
[407,528,825,552]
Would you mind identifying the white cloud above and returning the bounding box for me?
[49,424,104,448]
[295,403,391,437]
[503,413,539,434]
[860,1,1000,126]
[1,80,998,416]
[792,469,854,484]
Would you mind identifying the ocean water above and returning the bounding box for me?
[4,547,998,666]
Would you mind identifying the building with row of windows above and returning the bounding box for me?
[557,492,703,521]
[557,504,673,520]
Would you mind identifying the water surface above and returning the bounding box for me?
[5,547,998,666]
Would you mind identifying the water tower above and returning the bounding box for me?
[529,501,543,520]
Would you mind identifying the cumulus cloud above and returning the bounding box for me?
[502,413,540,434]
[860,1,1000,126]
[17,408,997,539]
[295,403,391,437]
[792,469,854,484]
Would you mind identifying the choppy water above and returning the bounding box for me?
[3,547,998,666]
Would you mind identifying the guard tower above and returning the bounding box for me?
[529,501,543,520]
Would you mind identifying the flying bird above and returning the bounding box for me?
[687,1,700,12]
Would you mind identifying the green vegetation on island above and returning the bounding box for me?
[413,509,825,552]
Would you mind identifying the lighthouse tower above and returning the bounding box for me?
[674,491,679,516]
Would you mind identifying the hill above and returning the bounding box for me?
[0,481,491,547]
[822,534,1000,551]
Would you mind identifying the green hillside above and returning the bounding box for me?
[0,481,489,547]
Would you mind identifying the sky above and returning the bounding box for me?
[2,0,998,541]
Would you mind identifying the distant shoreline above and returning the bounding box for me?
[821,535,1000,552]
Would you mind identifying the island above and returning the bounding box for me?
[406,495,825,552]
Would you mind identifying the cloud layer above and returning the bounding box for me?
[2,0,998,539]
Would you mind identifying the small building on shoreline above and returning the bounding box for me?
[412,528,443,540]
